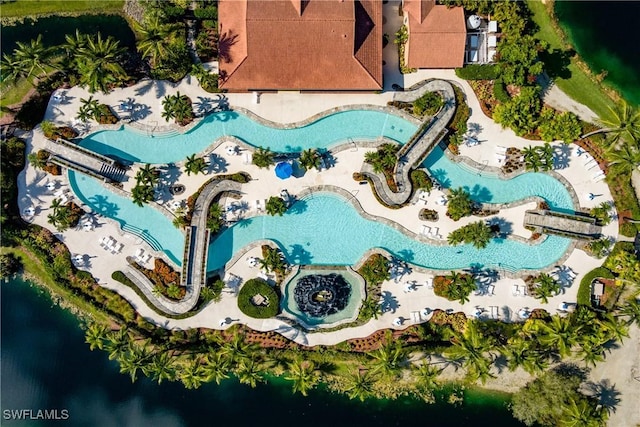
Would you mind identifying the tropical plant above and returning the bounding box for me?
[265,196,287,216]
[161,92,194,125]
[206,203,224,233]
[587,238,612,259]
[606,143,640,176]
[368,336,408,379]
[147,351,176,384]
[447,220,494,249]
[235,359,264,388]
[532,273,561,303]
[236,278,280,319]
[446,320,494,383]
[446,187,474,221]
[179,359,206,389]
[598,101,640,147]
[204,353,230,385]
[344,369,375,402]
[357,253,390,286]
[184,154,208,176]
[493,87,542,136]
[131,183,155,207]
[166,283,182,299]
[359,296,383,320]
[559,397,609,427]
[0,35,52,87]
[364,143,398,173]
[251,147,275,169]
[538,316,579,357]
[258,246,287,275]
[135,164,159,186]
[618,298,640,327]
[285,358,319,396]
[104,328,130,361]
[84,322,109,351]
[538,108,582,143]
[299,148,322,171]
[75,33,127,93]
[133,16,179,67]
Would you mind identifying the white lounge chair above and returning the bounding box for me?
[486,284,495,295]
[425,277,434,289]
[421,225,432,237]
[512,284,520,296]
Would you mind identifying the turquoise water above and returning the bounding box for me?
[68,171,185,265]
[208,193,571,272]
[424,147,575,211]
[281,269,364,327]
[79,109,418,163]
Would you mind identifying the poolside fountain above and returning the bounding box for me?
[282,267,365,329]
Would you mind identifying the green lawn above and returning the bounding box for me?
[0,78,33,117]
[527,0,616,120]
[0,0,124,18]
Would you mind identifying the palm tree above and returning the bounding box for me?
[76,96,101,122]
[597,101,640,147]
[532,273,561,303]
[576,335,606,368]
[2,35,52,86]
[559,397,609,427]
[413,362,441,390]
[285,358,319,396]
[299,148,322,171]
[607,143,640,176]
[147,352,176,384]
[104,328,130,361]
[76,32,127,93]
[344,369,375,402]
[598,313,629,343]
[467,221,493,249]
[618,298,640,327]
[265,196,287,216]
[235,359,264,388]
[131,184,154,207]
[252,147,275,169]
[447,320,495,383]
[447,187,474,221]
[204,353,230,385]
[539,316,579,357]
[133,17,178,67]
[368,338,408,379]
[184,154,207,176]
[258,246,286,274]
[179,359,206,389]
[359,297,383,320]
[84,322,109,351]
[118,344,151,383]
[61,30,88,69]
[166,283,182,299]
[135,164,159,185]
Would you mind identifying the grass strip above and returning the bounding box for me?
[526,0,617,120]
[0,1,124,19]
[0,246,112,324]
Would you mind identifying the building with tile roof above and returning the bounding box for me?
[218,0,382,92]
[402,0,466,69]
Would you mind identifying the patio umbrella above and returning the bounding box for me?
[275,162,293,180]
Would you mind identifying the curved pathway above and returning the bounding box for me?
[361,79,456,205]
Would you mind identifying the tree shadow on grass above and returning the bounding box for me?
[542,48,574,81]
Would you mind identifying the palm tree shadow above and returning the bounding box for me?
[208,153,228,173]
[287,199,307,215]
[553,144,572,170]
[160,164,182,186]
[288,243,313,264]
[486,217,513,237]
[396,249,415,263]
[380,290,400,314]
[88,195,119,216]
[134,79,155,97]
[465,184,492,202]
[130,104,151,121]
[218,27,239,64]
[582,379,621,413]
[195,96,215,116]
[492,354,509,374]
[429,168,450,188]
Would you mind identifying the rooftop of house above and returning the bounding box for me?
[218,0,382,91]
[403,0,466,69]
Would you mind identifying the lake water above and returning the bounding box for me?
[1,276,523,427]
[0,14,136,55]
[555,1,640,106]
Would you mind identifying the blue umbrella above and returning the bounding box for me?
[275,162,293,179]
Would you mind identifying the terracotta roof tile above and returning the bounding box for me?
[404,0,466,68]
[218,0,382,91]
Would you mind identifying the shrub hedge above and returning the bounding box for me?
[493,80,511,103]
[577,267,613,305]
[455,64,500,80]
[237,278,280,319]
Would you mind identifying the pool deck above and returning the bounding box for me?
[17,64,619,346]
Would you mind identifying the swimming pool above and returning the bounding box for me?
[424,147,575,211]
[78,109,418,163]
[208,193,571,272]
[68,171,185,265]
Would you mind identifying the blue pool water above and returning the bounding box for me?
[208,193,571,272]
[424,147,575,211]
[79,109,418,163]
[68,171,185,265]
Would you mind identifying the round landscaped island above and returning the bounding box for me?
[282,268,365,329]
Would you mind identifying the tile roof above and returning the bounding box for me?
[403,0,466,69]
[218,0,382,91]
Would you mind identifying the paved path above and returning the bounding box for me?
[361,79,455,205]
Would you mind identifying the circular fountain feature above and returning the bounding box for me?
[294,273,351,318]
[282,268,365,329]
